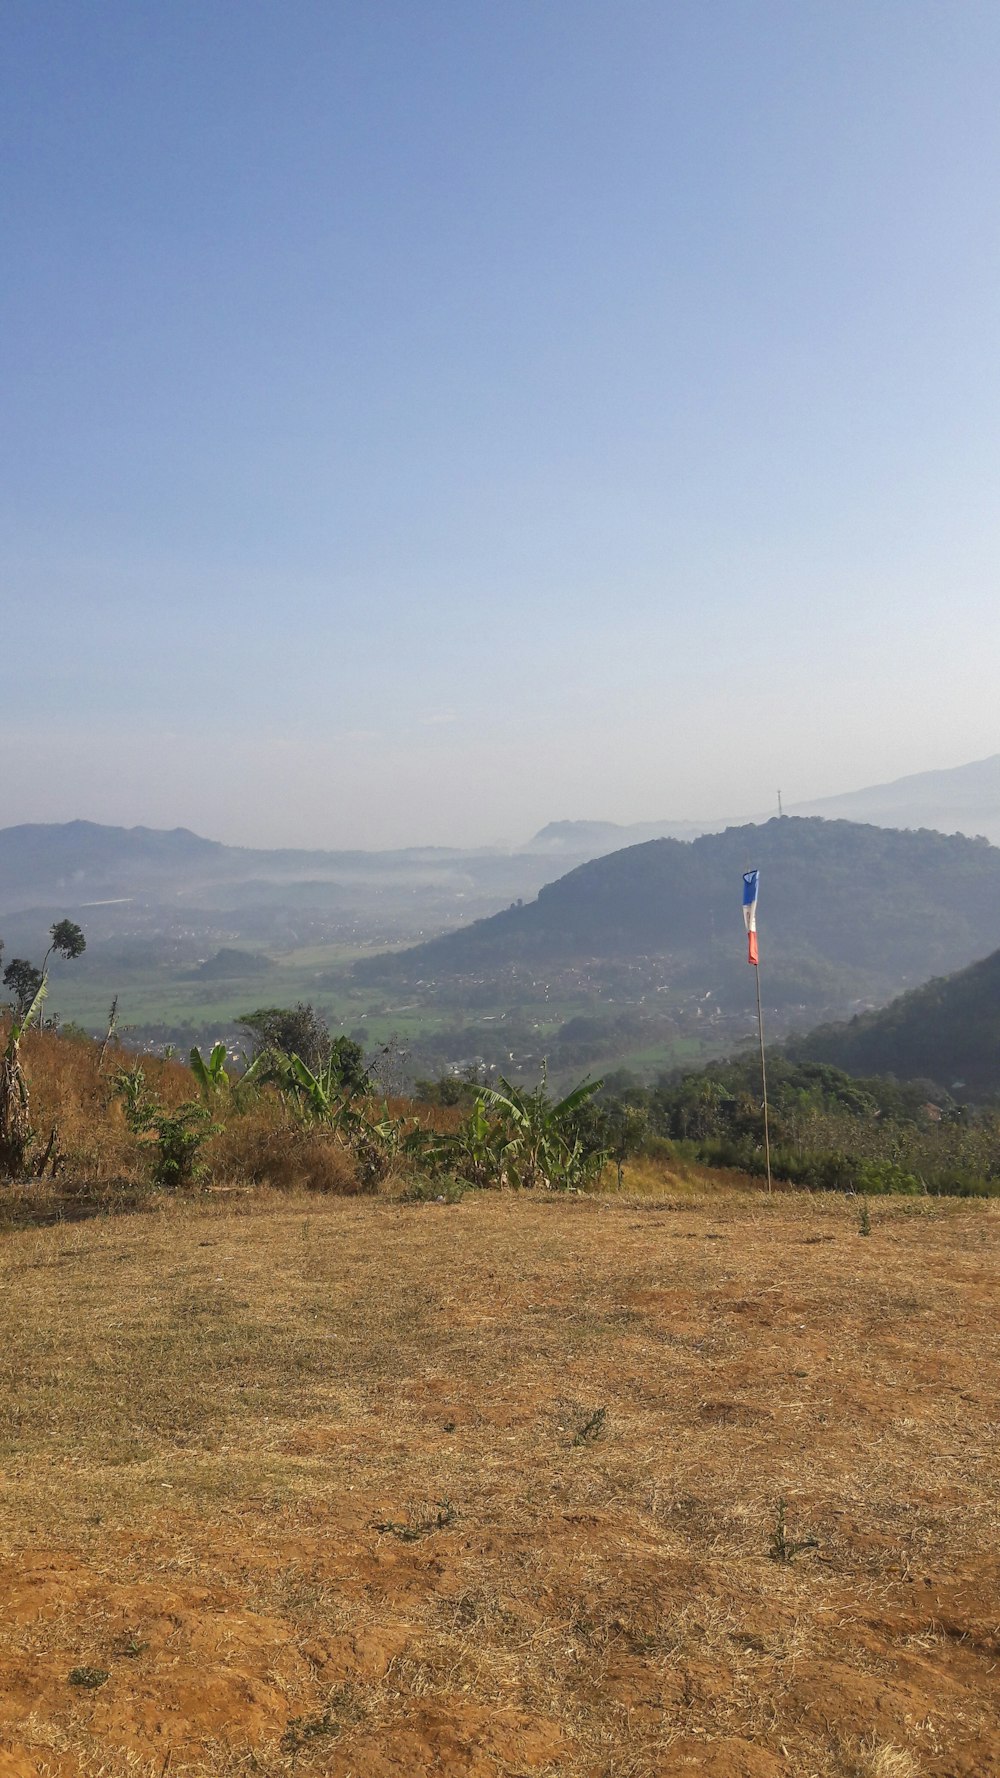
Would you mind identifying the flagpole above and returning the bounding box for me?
[753,957,772,1194]
[742,868,772,1194]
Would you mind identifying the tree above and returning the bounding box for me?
[47,919,86,963]
[238,1003,368,1090]
[1,920,86,1016]
[239,1003,332,1072]
[328,1034,368,1094]
[2,960,43,1017]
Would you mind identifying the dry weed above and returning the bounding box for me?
[207,1115,360,1193]
[853,1739,921,1778]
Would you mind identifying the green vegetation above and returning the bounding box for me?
[767,1499,819,1564]
[189,1040,230,1100]
[239,1004,368,1090]
[25,818,1000,1097]
[591,1054,1000,1196]
[36,941,377,1039]
[35,941,727,1095]
[0,995,613,1200]
[113,1063,217,1188]
[422,1072,609,1193]
[791,945,1000,1095]
[1,918,86,1016]
[3,993,1000,1207]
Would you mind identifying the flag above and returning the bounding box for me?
[742,869,759,966]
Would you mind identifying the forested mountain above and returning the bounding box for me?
[359,817,1000,997]
[790,948,1000,1096]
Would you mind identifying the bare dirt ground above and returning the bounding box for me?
[0,1185,997,1778]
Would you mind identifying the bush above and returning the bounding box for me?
[853,1158,922,1196]
[207,1119,361,1194]
[148,1103,215,1189]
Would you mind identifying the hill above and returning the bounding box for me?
[790,947,1000,1096]
[358,817,1000,1000]
[0,820,226,905]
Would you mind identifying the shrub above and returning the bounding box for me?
[148,1102,215,1189]
[207,1119,361,1194]
[853,1158,922,1196]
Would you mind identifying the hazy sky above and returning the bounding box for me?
[4,1,1000,849]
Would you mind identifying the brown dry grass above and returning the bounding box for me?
[4,1031,367,1209]
[0,1183,997,1778]
[6,1028,195,1189]
[5,1032,467,1214]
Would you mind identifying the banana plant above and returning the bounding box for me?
[189,1042,230,1101]
[466,1072,607,1190]
[0,921,86,1179]
[285,1052,348,1123]
[406,1097,499,1188]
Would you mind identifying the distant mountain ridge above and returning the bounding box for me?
[786,753,1000,839]
[0,819,552,916]
[524,817,720,854]
[5,750,1000,908]
[524,752,1000,856]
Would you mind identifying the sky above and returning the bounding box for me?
[3,0,1000,849]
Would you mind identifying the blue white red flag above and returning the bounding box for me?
[742,870,759,967]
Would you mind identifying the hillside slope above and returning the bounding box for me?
[359,817,1000,993]
[790,947,1000,1095]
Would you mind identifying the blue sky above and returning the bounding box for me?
[4,1,1000,847]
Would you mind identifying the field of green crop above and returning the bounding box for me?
[41,943,730,1086]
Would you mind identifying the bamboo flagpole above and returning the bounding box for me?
[742,870,772,1193]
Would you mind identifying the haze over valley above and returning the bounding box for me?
[6,750,1000,1088]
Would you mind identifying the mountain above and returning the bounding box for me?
[0,821,226,905]
[785,754,1000,843]
[7,752,1000,915]
[790,948,1000,1096]
[358,817,1000,998]
[523,817,720,856]
[523,752,1000,858]
[0,820,563,925]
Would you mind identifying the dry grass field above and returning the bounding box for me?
[0,1183,997,1778]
